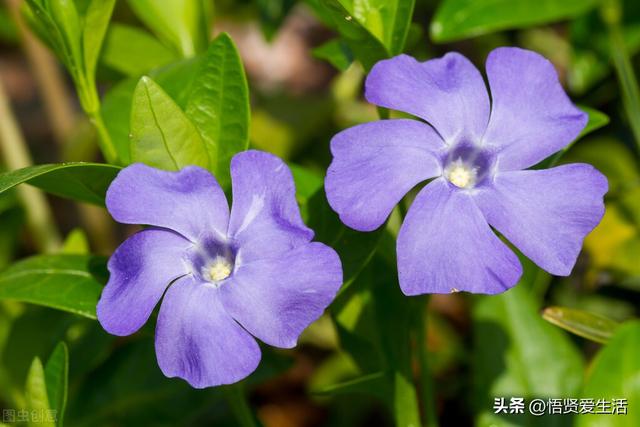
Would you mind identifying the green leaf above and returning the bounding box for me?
[542,306,619,344]
[431,0,599,42]
[127,0,210,57]
[185,33,250,187]
[338,0,415,55]
[312,38,353,71]
[257,0,296,40]
[48,0,83,69]
[577,321,640,427]
[0,163,121,205]
[290,164,324,205]
[0,255,107,319]
[23,1,74,69]
[312,371,388,399]
[102,56,204,164]
[580,105,610,136]
[130,76,209,170]
[82,0,115,82]
[311,0,388,70]
[45,342,68,427]
[26,357,55,427]
[102,24,179,76]
[474,285,584,426]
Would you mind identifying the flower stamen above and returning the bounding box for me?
[445,158,477,189]
[203,256,233,282]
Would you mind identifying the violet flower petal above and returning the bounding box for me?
[106,163,229,241]
[483,47,587,171]
[325,119,445,231]
[97,228,192,336]
[474,164,607,276]
[219,242,342,348]
[365,53,490,142]
[397,178,522,295]
[155,275,261,389]
[228,150,313,263]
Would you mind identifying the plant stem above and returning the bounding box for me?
[89,111,118,164]
[415,296,438,427]
[603,0,640,152]
[0,78,62,253]
[224,383,259,427]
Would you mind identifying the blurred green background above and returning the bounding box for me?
[0,0,639,426]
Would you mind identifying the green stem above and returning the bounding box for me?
[0,76,61,253]
[604,0,640,152]
[88,111,118,164]
[415,296,438,427]
[224,383,259,427]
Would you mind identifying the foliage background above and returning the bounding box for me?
[0,0,638,426]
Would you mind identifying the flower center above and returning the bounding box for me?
[445,159,477,189]
[203,256,233,282]
[442,142,494,189]
[187,237,237,285]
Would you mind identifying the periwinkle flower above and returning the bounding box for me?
[97,150,342,388]
[325,47,607,295]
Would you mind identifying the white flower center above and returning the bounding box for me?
[445,158,477,189]
[203,256,232,282]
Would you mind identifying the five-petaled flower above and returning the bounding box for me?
[97,150,342,388]
[325,47,607,295]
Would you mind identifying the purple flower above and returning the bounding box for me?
[97,150,342,388]
[325,47,607,295]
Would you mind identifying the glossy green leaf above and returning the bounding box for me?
[577,321,640,427]
[311,0,388,70]
[102,57,204,164]
[0,255,107,319]
[431,0,599,42]
[312,38,353,71]
[26,357,55,427]
[0,163,121,205]
[130,76,209,170]
[474,285,584,426]
[45,342,68,427]
[338,0,415,55]
[23,1,73,69]
[543,306,619,344]
[185,33,250,187]
[48,0,82,69]
[82,0,115,81]
[127,0,210,56]
[102,24,179,76]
